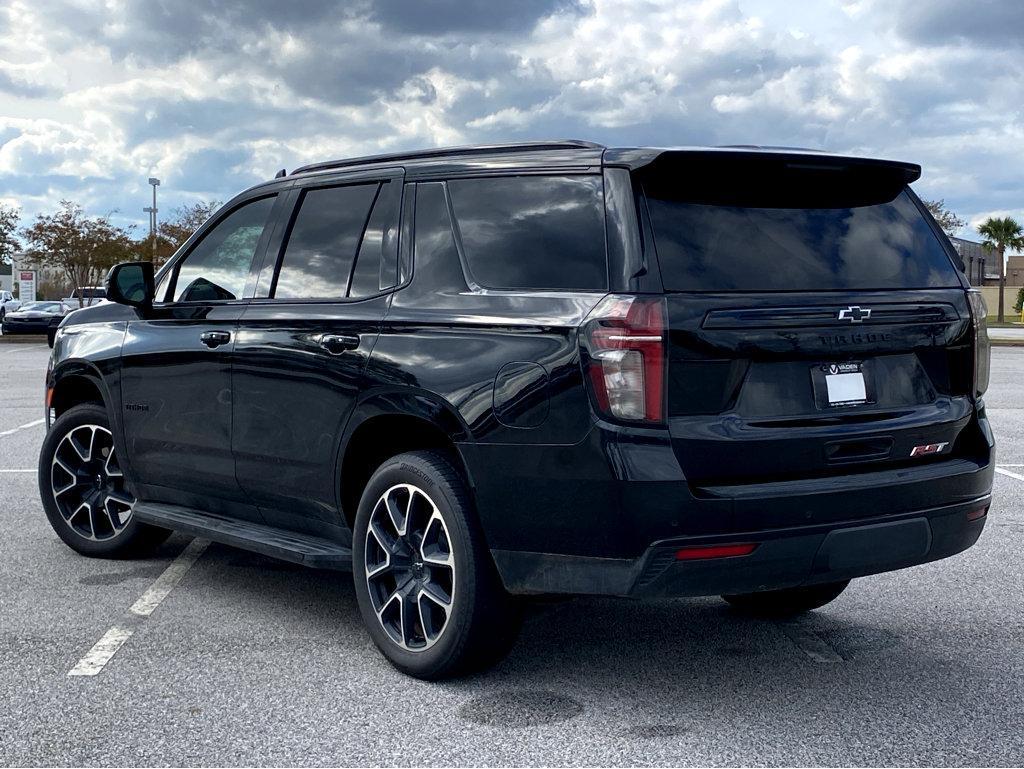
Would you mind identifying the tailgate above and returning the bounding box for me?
[666,289,976,486]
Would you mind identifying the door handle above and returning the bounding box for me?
[319,333,360,355]
[200,330,231,348]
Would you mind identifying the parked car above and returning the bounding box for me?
[0,289,20,321]
[38,141,994,679]
[2,301,71,335]
[62,286,106,307]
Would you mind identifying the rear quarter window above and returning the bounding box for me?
[447,175,607,291]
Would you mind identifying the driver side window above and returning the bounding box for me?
[166,196,276,303]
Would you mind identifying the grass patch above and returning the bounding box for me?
[986,316,1023,328]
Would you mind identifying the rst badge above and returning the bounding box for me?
[910,442,949,457]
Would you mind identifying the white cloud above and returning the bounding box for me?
[0,0,1020,245]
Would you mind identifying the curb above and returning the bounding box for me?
[0,335,48,344]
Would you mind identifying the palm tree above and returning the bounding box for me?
[978,217,1024,323]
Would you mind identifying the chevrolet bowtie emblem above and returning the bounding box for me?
[838,306,871,323]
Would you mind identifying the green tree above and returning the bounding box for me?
[922,199,967,237]
[978,216,1024,323]
[1014,286,1024,316]
[0,202,20,265]
[146,200,221,267]
[20,201,136,308]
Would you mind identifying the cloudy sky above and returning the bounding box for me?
[1,0,1021,243]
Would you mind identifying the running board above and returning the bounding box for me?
[134,502,352,570]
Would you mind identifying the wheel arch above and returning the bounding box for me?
[49,362,111,418]
[337,390,475,531]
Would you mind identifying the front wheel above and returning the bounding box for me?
[722,580,850,617]
[38,403,170,558]
[352,450,518,679]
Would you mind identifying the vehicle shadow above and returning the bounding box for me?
[211,545,913,666]
[195,541,997,746]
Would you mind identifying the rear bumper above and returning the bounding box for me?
[492,494,990,597]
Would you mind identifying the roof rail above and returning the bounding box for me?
[716,144,824,153]
[291,140,604,176]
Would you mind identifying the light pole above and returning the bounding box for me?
[146,177,160,260]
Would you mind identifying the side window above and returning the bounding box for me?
[273,183,378,300]
[170,196,275,303]
[350,180,401,298]
[413,182,470,291]
[447,175,607,290]
[154,270,170,303]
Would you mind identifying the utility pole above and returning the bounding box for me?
[145,177,160,260]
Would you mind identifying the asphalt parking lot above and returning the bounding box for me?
[1,340,1022,767]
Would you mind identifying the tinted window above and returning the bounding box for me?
[349,181,401,298]
[447,176,607,290]
[413,182,467,291]
[274,184,378,300]
[172,196,275,302]
[646,189,960,292]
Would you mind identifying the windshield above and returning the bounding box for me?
[23,302,62,312]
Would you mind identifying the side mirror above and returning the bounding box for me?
[105,262,154,311]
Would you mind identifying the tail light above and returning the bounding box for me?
[580,294,667,423]
[967,291,990,397]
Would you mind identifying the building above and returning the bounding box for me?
[949,237,993,286]
[8,252,68,299]
[0,261,11,293]
[1006,255,1024,287]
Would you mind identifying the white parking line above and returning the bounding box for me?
[0,418,45,437]
[128,538,210,617]
[68,538,209,677]
[66,627,134,677]
[995,467,1024,482]
[0,469,34,473]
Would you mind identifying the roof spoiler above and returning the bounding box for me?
[606,147,921,184]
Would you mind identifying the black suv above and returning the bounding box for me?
[39,141,994,678]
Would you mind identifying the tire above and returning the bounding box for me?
[722,580,850,617]
[352,450,519,679]
[38,403,171,558]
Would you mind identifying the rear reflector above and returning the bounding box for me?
[675,543,758,561]
[966,506,988,522]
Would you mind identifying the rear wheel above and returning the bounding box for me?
[39,403,170,558]
[352,450,518,679]
[722,580,850,617]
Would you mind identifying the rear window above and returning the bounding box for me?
[447,175,607,291]
[645,176,960,292]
